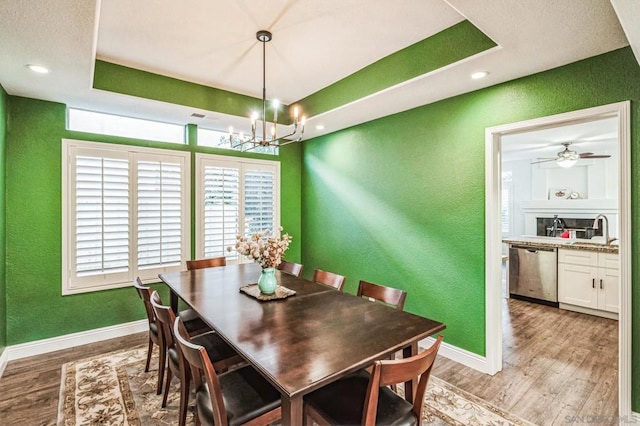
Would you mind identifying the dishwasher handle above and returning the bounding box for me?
[511,245,555,253]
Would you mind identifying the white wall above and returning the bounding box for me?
[503,153,619,238]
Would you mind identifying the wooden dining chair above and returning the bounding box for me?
[304,335,443,426]
[357,280,407,310]
[313,269,346,291]
[186,256,227,270]
[277,260,303,277]
[173,317,282,426]
[151,291,242,426]
[133,278,209,395]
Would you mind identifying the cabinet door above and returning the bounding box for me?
[598,267,619,313]
[558,263,598,309]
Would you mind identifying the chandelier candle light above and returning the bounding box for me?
[226,30,306,152]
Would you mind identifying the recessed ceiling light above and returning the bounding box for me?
[27,64,49,74]
[471,71,488,80]
[315,124,325,130]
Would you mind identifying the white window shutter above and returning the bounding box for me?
[137,160,183,269]
[203,165,240,259]
[75,155,130,276]
[244,169,276,236]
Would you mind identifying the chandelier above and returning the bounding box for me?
[225,30,305,152]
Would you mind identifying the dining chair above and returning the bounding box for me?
[357,280,407,310]
[151,291,243,426]
[173,316,282,426]
[277,260,304,277]
[304,335,443,426]
[187,256,227,270]
[313,269,346,291]
[133,277,209,395]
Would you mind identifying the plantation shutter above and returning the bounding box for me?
[203,165,240,259]
[74,155,130,278]
[64,140,190,294]
[196,154,280,262]
[137,159,183,269]
[243,169,276,236]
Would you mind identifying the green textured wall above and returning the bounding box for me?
[301,47,640,405]
[0,84,7,354]
[4,97,302,345]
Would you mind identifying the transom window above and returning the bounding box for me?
[67,108,185,144]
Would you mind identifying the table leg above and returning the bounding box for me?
[170,290,178,314]
[403,341,419,402]
[281,395,303,426]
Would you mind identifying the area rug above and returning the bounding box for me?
[58,346,534,425]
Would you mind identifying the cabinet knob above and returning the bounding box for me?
[592,278,595,289]
[600,279,603,289]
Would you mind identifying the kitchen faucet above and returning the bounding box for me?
[593,214,617,245]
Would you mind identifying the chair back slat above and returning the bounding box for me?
[150,291,177,348]
[313,269,346,291]
[133,277,156,324]
[363,335,443,424]
[187,256,227,270]
[278,260,303,277]
[357,280,407,310]
[174,317,229,426]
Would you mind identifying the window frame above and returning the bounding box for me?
[195,153,281,262]
[62,139,191,295]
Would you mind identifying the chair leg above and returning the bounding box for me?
[156,346,166,395]
[144,338,154,373]
[162,367,173,408]
[178,372,190,426]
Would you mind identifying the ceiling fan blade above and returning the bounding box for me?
[580,154,611,159]
[531,158,557,164]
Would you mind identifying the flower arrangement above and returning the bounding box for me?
[227,227,292,269]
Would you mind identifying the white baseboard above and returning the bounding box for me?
[420,336,489,373]
[0,348,9,378]
[2,319,147,369]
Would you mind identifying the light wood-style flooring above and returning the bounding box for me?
[433,297,618,425]
[0,332,147,425]
[0,299,617,425]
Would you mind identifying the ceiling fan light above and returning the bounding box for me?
[556,158,577,168]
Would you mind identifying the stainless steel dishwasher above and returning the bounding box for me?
[509,245,558,305]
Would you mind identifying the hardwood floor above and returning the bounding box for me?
[0,332,147,425]
[0,299,617,425]
[432,297,618,425]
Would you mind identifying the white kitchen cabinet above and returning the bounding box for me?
[558,249,619,318]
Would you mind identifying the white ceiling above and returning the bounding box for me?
[0,0,638,140]
[502,116,618,162]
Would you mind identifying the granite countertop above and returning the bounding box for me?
[502,236,619,254]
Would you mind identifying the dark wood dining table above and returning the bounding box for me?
[159,262,445,426]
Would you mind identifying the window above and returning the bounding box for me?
[195,154,280,261]
[62,139,190,294]
[67,108,185,144]
[197,127,278,155]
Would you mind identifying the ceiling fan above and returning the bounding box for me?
[531,142,611,168]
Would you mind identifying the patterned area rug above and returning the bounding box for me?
[58,346,534,425]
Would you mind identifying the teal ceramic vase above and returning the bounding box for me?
[258,267,277,295]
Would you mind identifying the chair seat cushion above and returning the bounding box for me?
[304,369,417,426]
[179,309,210,334]
[192,331,239,364]
[195,366,281,426]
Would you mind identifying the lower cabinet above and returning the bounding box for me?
[558,249,619,317]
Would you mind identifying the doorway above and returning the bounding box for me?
[484,102,631,416]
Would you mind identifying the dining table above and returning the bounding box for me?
[159,262,445,426]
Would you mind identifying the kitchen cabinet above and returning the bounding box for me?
[558,248,618,318]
